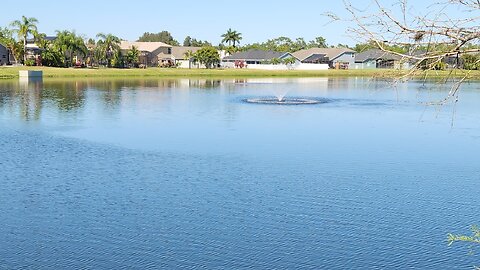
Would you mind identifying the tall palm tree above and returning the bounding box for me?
[231,31,242,48]
[221,28,234,46]
[221,28,243,48]
[10,16,38,63]
[96,33,121,67]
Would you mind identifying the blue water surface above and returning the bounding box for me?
[0,77,479,269]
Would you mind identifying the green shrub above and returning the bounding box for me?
[462,53,480,70]
[24,59,36,66]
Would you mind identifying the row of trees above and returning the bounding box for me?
[1,16,344,69]
[241,36,328,53]
[135,29,333,55]
[0,16,144,68]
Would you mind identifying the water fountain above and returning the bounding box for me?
[246,88,324,105]
[246,97,323,105]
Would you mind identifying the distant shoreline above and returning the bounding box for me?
[1,66,479,80]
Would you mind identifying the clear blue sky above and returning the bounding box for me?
[0,0,465,46]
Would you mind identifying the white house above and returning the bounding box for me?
[221,49,299,70]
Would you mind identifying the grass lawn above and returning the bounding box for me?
[1,66,479,79]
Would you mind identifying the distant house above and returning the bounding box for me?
[222,49,298,69]
[292,48,356,69]
[25,36,56,59]
[354,49,405,69]
[412,50,464,69]
[120,41,172,67]
[223,49,296,64]
[0,43,8,65]
[171,46,202,68]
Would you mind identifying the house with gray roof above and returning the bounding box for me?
[353,49,405,69]
[222,49,297,65]
[292,48,356,69]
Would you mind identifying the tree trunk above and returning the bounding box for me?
[23,35,27,64]
[8,48,16,64]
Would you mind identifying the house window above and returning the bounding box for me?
[167,48,172,54]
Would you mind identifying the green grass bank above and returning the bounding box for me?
[1,66,480,79]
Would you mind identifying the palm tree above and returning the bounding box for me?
[10,16,38,63]
[55,30,88,67]
[231,31,242,48]
[96,33,121,67]
[221,28,242,48]
[221,29,233,46]
[126,46,140,68]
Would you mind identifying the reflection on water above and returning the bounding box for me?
[0,78,231,121]
[0,77,395,123]
[1,77,479,269]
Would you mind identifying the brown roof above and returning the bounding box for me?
[171,46,202,59]
[292,48,355,61]
[120,41,171,52]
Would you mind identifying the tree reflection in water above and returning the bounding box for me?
[0,78,225,122]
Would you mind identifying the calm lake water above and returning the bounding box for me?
[0,77,479,269]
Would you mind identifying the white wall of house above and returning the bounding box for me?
[176,60,206,69]
[352,61,377,69]
[395,62,411,70]
[245,64,291,70]
[221,62,329,70]
[177,60,191,68]
[352,61,411,70]
[221,62,235,68]
[295,63,329,70]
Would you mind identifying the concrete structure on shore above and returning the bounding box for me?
[19,70,43,78]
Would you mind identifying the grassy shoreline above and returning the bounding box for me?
[1,66,480,79]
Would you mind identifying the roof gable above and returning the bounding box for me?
[120,41,172,52]
[171,46,202,59]
[293,48,355,61]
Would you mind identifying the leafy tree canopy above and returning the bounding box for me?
[193,46,220,69]
[137,31,179,46]
[242,36,329,52]
[183,36,211,47]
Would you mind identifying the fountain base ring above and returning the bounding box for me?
[246,98,323,105]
